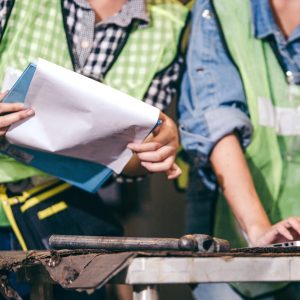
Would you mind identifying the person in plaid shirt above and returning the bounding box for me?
[0,0,188,299]
[0,0,185,179]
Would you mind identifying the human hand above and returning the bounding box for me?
[0,91,34,136]
[127,112,182,179]
[252,217,300,247]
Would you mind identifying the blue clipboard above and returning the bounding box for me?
[2,63,113,193]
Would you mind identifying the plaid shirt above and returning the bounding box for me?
[0,0,184,111]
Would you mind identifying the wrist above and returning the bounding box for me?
[247,222,272,245]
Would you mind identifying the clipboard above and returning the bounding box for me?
[1,63,113,193]
[1,60,160,193]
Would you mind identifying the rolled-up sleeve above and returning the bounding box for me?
[178,0,252,187]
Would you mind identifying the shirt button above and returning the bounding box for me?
[202,9,213,19]
[81,40,90,49]
[286,71,294,84]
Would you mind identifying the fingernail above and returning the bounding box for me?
[25,109,34,116]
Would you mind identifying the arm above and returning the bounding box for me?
[211,134,271,244]
[179,0,300,246]
[211,134,300,246]
[179,0,252,188]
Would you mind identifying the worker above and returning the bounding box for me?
[179,0,300,298]
[0,0,188,298]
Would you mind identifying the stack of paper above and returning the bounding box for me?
[1,59,160,192]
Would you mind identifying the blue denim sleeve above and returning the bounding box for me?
[178,0,252,188]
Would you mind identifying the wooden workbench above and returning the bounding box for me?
[1,248,298,300]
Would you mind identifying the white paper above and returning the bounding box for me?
[2,67,22,92]
[6,59,160,173]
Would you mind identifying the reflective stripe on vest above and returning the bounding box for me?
[258,97,300,136]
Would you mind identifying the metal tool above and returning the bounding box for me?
[49,234,230,253]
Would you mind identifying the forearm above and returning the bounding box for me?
[210,134,271,243]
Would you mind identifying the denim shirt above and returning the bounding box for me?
[179,0,300,189]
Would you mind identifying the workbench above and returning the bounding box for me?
[5,249,300,300]
[115,255,300,299]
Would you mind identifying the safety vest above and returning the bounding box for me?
[0,0,188,226]
[174,0,195,192]
[213,0,300,297]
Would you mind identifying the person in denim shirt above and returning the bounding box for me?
[179,0,300,298]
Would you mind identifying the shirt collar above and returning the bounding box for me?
[72,0,149,28]
[250,0,276,39]
[250,0,300,43]
[289,24,300,43]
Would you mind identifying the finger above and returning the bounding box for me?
[166,163,182,179]
[277,225,293,240]
[0,102,25,114]
[0,109,34,128]
[135,145,176,162]
[286,218,300,235]
[128,142,161,153]
[141,156,174,173]
[258,228,280,246]
[287,228,300,240]
[281,221,292,229]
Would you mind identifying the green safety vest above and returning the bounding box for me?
[174,0,195,192]
[213,0,300,297]
[0,0,188,225]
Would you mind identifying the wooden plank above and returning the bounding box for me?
[124,257,300,284]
